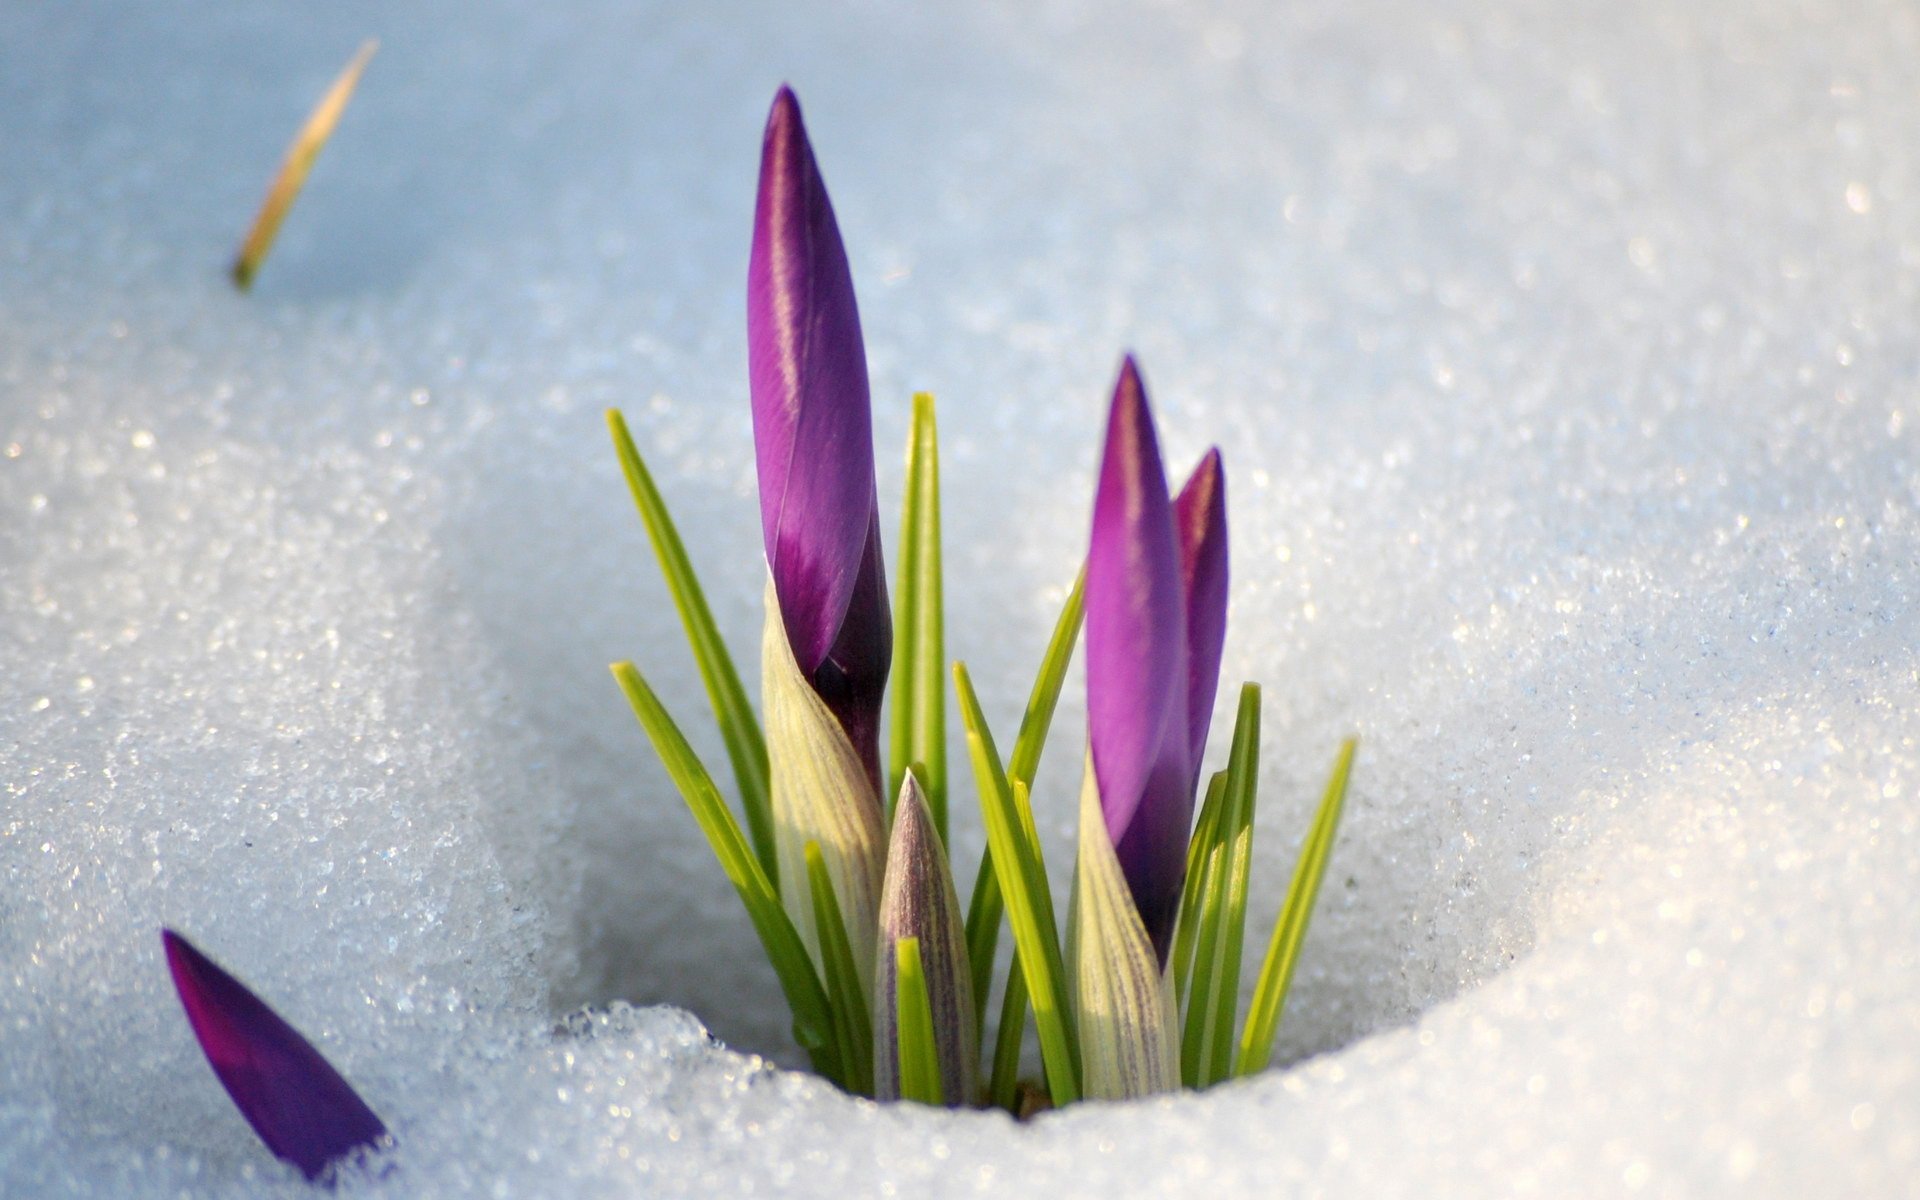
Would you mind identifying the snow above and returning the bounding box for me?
[3,1,1917,1196]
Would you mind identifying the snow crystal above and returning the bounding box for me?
[3,1,1915,1196]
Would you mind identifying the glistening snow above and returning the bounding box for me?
[2,2,1916,1197]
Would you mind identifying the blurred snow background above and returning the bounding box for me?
[3,0,1917,1195]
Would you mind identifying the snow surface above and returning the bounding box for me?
[4,1,1918,1195]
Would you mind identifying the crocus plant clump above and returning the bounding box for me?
[161,83,1355,1186]
[609,87,1356,1109]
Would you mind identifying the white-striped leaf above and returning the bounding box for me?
[1069,758,1180,1100]
[762,578,887,998]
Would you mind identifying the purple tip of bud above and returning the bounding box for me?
[747,85,890,777]
[1174,448,1228,771]
[748,89,887,669]
[162,929,388,1182]
[1085,356,1193,962]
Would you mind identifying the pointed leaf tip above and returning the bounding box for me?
[161,930,387,1181]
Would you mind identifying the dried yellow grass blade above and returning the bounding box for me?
[231,39,378,291]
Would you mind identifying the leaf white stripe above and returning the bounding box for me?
[763,578,887,998]
[1070,757,1180,1100]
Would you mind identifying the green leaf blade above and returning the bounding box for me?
[607,410,776,885]
[964,850,1003,1034]
[806,840,873,1096]
[1236,737,1357,1077]
[986,956,1030,1112]
[609,661,837,1082]
[1202,685,1261,1087]
[1177,770,1230,1087]
[1172,770,1229,1013]
[955,662,1079,1105]
[894,938,944,1105]
[964,570,1086,1033]
[889,393,947,841]
[1008,568,1085,787]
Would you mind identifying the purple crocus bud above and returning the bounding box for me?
[872,773,977,1105]
[748,84,891,787]
[162,929,388,1182]
[1085,356,1222,965]
[1174,447,1229,776]
[1073,359,1230,1098]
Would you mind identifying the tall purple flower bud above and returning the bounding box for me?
[1084,358,1229,964]
[749,87,890,992]
[1072,358,1229,1100]
[748,84,891,786]
[162,929,389,1182]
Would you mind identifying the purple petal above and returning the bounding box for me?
[807,514,891,790]
[162,930,388,1182]
[1085,356,1192,961]
[1174,448,1228,772]
[748,85,884,681]
[1110,752,1200,966]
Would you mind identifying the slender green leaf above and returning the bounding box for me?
[955,662,1079,1104]
[963,858,1004,1027]
[1008,568,1085,787]
[806,840,873,1096]
[609,662,837,1081]
[889,392,947,840]
[964,569,1086,1028]
[607,410,776,885]
[1183,685,1261,1088]
[1237,737,1357,1077]
[1172,771,1229,1017]
[894,938,943,1105]
[986,956,1029,1112]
